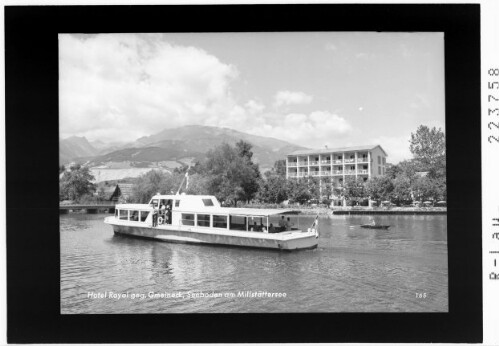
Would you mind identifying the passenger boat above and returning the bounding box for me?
[104,194,319,251]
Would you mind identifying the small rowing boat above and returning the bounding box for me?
[360,224,390,229]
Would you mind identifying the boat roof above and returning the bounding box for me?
[115,203,152,210]
[200,207,300,217]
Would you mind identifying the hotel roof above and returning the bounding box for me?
[288,145,387,157]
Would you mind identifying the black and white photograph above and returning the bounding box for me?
[59,32,448,314]
[5,3,486,343]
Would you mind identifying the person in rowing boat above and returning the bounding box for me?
[371,219,376,226]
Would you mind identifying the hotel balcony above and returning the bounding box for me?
[288,172,297,177]
[357,158,369,163]
[333,160,343,164]
[309,161,320,166]
[333,170,344,175]
[298,161,308,166]
[288,162,297,167]
[345,170,356,175]
[310,171,320,176]
[321,170,332,176]
[297,173,309,177]
[344,158,355,163]
[358,169,369,174]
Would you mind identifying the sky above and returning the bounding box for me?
[59,32,445,163]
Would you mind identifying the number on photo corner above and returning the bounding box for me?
[416,292,427,299]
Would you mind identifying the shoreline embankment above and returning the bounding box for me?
[240,204,447,216]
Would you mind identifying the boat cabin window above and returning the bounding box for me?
[229,215,247,231]
[150,199,159,208]
[213,215,228,229]
[175,200,180,207]
[139,211,149,222]
[130,210,139,221]
[119,209,128,220]
[181,213,194,226]
[202,198,214,207]
[197,214,210,227]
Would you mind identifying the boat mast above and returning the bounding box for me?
[175,166,190,195]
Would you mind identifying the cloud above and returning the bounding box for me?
[245,100,265,114]
[273,90,313,107]
[59,34,238,142]
[59,34,352,150]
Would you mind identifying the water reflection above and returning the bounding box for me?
[61,213,448,313]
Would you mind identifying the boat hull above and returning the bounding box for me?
[109,223,318,251]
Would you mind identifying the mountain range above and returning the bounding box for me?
[60,125,307,171]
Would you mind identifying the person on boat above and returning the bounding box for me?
[152,207,158,227]
[286,217,294,232]
[166,201,172,225]
[159,202,166,224]
[268,223,275,233]
[278,216,286,232]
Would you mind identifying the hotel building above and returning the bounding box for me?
[286,145,388,187]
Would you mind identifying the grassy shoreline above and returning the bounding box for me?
[240,203,447,215]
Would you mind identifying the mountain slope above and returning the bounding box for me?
[89,125,306,170]
[60,136,99,164]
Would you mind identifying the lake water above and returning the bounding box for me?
[61,213,448,313]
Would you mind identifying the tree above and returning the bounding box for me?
[131,170,182,203]
[272,159,287,178]
[411,176,444,204]
[409,125,446,178]
[341,177,366,205]
[320,177,334,205]
[286,178,311,205]
[202,142,261,206]
[59,165,96,201]
[365,176,393,204]
[390,176,412,206]
[257,175,288,204]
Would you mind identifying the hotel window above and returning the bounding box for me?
[181,213,195,226]
[130,210,139,221]
[383,157,386,164]
[378,167,381,175]
[378,156,381,164]
[139,211,149,222]
[213,215,228,229]
[119,209,128,220]
[197,214,210,227]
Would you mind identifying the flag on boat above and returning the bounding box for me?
[310,215,319,238]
